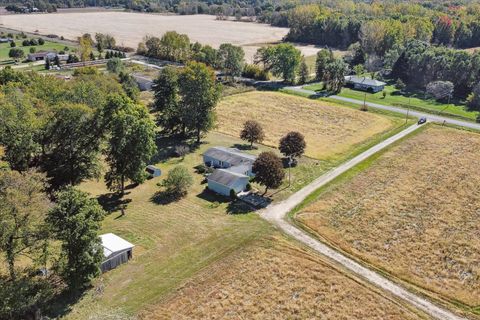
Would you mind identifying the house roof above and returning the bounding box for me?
[100,233,134,258]
[345,75,386,87]
[204,147,256,167]
[28,51,57,58]
[208,169,248,188]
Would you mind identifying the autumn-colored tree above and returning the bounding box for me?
[240,120,265,148]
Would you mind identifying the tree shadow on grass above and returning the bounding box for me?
[231,143,256,151]
[151,135,200,164]
[150,190,184,205]
[97,192,132,214]
[45,286,89,319]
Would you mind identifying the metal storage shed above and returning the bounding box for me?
[100,233,134,273]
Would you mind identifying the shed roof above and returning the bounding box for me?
[345,75,386,87]
[204,147,256,166]
[100,233,134,258]
[208,169,247,188]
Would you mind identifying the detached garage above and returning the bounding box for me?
[100,233,134,273]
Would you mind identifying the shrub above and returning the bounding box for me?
[230,189,237,200]
[22,40,30,46]
[245,183,252,191]
[194,164,206,174]
[242,64,270,80]
[38,38,45,45]
[382,91,387,99]
[10,41,16,48]
[161,166,193,198]
[8,48,24,59]
[73,66,99,76]
[29,47,36,53]
[29,39,38,46]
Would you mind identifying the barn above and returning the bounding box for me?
[100,233,134,272]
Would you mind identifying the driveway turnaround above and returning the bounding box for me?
[285,85,480,131]
[260,123,466,320]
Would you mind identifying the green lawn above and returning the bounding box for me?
[0,39,75,62]
[303,82,479,121]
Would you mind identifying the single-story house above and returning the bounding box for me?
[345,75,386,93]
[146,165,161,177]
[100,233,134,272]
[27,51,57,62]
[207,169,250,196]
[203,147,256,177]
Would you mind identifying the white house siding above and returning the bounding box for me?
[207,177,248,196]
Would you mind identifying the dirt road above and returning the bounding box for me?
[260,123,466,320]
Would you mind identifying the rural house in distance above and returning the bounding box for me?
[345,75,386,93]
[203,147,256,196]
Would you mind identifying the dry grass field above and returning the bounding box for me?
[142,236,425,319]
[296,126,480,310]
[0,13,318,61]
[216,91,400,160]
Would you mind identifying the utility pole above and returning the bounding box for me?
[288,158,292,187]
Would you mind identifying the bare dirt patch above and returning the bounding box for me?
[0,12,308,61]
[216,91,398,159]
[297,126,480,308]
[141,236,424,319]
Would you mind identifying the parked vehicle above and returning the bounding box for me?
[418,117,427,125]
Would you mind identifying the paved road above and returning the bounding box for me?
[260,123,465,320]
[286,85,480,131]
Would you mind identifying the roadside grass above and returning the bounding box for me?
[143,235,427,319]
[66,132,276,318]
[294,125,480,314]
[303,82,478,121]
[0,40,74,62]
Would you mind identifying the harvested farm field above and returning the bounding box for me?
[141,236,425,319]
[0,12,315,61]
[296,125,480,310]
[216,91,400,160]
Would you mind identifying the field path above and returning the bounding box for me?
[260,123,466,320]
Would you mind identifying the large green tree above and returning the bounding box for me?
[255,43,301,84]
[315,48,334,81]
[0,170,50,280]
[179,62,221,143]
[47,187,104,289]
[217,43,245,81]
[323,58,348,93]
[152,66,182,134]
[42,103,102,189]
[0,92,39,172]
[103,95,157,194]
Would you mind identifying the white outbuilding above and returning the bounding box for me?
[100,233,134,272]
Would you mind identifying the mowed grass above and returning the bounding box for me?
[303,82,479,121]
[143,235,426,319]
[0,40,74,62]
[296,125,480,311]
[216,91,401,160]
[67,132,275,318]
